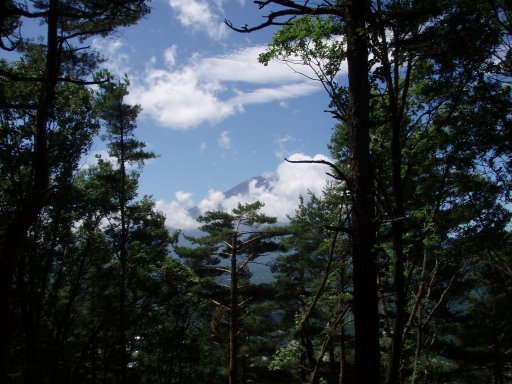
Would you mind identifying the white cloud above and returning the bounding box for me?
[156,153,333,230]
[194,46,315,84]
[92,38,131,75]
[163,45,178,66]
[218,130,231,149]
[155,191,199,230]
[129,67,235,129]
[128,45,328,129]
[231,82,319,106]
[198,189,226,213]
[168,0,227,40]
[199,142,208,153]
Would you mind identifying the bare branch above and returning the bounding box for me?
[211,299,231,312]
[0,103,37,110]
[222,240,233,249]
[209,266,231,274]
[324,224,351,235]
[301,228,340,327]
[237,297,253,309]
[285,157,352,189]
[422,271,457,327]
[57,77,109,85]
[225,1,345,33]
[0,68,109,85]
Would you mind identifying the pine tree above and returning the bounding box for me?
[95,76,155,384]
[177,202,285,384]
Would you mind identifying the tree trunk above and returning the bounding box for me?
[380,18,407,384]
[119,117,128,384]
[339,264,347,384]
[345,2,380,384]
[228,233,239,384]
[0,0,59,379]
[339,324,346,384]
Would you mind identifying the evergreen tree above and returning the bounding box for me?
[95,76,155,384]
[177,202,285,384]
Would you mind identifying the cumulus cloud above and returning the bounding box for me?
[129,66,234,128]
[156,153,333,230]
[198,189,226,213]
[168,0,227,40]
[155,191,199,230]
[128,45,327,129]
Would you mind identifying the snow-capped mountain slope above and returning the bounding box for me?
[223,176,275,198]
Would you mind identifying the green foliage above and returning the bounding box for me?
[259,15,348,117]
[269,340,303,371]
[95,76,156,168]
[259,15,345,71]
[177,202,285,382]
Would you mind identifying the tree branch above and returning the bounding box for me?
[0,68,109,85]
[224,1,345,33]
[285,157,352,189]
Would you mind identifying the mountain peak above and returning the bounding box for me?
[224,176,275,198]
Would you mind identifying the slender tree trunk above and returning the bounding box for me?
[0,0,60,379]
[302,312,318,374]
[300,331,308,382]
[345,2,380,384]
[229,233,238,384]
[382,24,407,384]
[339,324,346,384]
[386,179,406,384]
[410,322,422,384]
[119,125,128,384]
[328,340,336,384]
[339,263,347,384]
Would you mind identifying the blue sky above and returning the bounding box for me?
[82,1,346,229]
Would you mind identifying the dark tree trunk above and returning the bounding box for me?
[339,264,347,384]
[376,14,408,384]
[119,119,128,384]
[345,1,380,384]
[339,325,346,384]
[0,0,60,380]
[386,128,406,384]
[228,233,239,384]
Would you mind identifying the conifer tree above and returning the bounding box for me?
[95,76,155,384]
[178,202,285,384]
